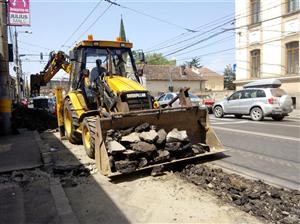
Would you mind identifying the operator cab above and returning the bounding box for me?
[69,38,152,112]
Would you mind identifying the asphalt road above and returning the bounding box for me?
[209,114,300,190]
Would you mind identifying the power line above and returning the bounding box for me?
[172,34,234,57]
[71,1,113,48]
[146,0,290,55]
[148,18,234,53]
[104,0,197,32]
[60,0,103,49]
[176,47,235,62]
[19,40,52,51]
[145,12,235,52]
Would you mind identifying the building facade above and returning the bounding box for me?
[235,0,300,106]
[142,65,206,96]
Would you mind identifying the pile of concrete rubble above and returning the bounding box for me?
[182,164,300,224]
[105,123,210,173]
[12,106,57,132]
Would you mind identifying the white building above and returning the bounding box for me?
[235,0,300,107]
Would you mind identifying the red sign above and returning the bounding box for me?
[8,0,31,26]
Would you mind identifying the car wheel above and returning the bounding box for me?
[272,115,284,121]
[250,107,264,121]
[235,114,243,119]
[214,106,224,118]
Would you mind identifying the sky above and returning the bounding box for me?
[11,0,235,80]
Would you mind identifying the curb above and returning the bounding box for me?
[34,131,80,224]
[50,178,80,224]
[33,131,53,171]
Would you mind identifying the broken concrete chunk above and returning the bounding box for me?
[107,140,126,154]
[165,142,182,151]
[131,142,157,156]
[120,132,140,144]
[156,129,167,145]
[120,127,135,136]
[154,150,170,162]
[139,130,158,143]
[115,160,137,173]
[166,128,189,143]
[150,125,157,131]
[135,123,150,132]
[112,131,122,141]
[106,129,115,137]
[151,165,164,176]
[123,149,138,160]
[138,157,148,168]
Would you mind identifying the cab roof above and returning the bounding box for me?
[74,40,133,49]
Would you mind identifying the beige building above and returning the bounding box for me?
[196,67,224,91]
[40,79,69,96]
[235,0,300,107]
[142,65,223,96]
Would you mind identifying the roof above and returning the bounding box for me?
[142,65,206,81]
[195,67,222,77]
[75,40,132,49]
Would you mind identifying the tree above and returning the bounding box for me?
[184,57,202,68]
[133,52,176,65]
[223,64,236,90]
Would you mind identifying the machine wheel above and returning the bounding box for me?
[63,98,81,144]
[82,116,97,159]
[250,107,264,121]
[272,115,284,121]
[214,106,224,118]
[235,114,243,119]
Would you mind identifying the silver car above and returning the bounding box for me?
[157,92,202,108]
[213,80,293,121]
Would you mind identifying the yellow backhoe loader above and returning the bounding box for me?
[30,35,224,176]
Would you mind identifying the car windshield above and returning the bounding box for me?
[84,48,135,77]
[270,88,287,97]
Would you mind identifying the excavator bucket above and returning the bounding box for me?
[94,107,225,177]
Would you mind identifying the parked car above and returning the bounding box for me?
[156,92,202,108]
[213,79,293,121]
[197,94,215,113]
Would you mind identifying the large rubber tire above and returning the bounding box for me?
[214,106,224,118]
[82,116,97,159]
[272,115,284,121]
[63,98,82,144]
[250,107,264,121]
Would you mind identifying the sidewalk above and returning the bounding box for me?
[0,131,78,224]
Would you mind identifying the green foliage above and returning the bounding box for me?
[133,52,176,65]
[184,57,202,68]
[223,65,236,90]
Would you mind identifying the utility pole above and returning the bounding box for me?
[0,1,11,134]
[14,29,21,100]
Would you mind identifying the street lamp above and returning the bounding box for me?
[14,30,32,100]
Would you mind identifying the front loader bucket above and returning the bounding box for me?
[94,107,224,177]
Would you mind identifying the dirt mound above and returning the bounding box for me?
[181,164,300,224]
[12,106,57,132]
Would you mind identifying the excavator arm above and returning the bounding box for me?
[30,51,71,96]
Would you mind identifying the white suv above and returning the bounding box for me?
[213,79,293,121]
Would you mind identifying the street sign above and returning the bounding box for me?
[8,0,30,26]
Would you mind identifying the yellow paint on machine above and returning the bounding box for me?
[105,76,146,93]
[0,99,12,113]
[66,91,88,119]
